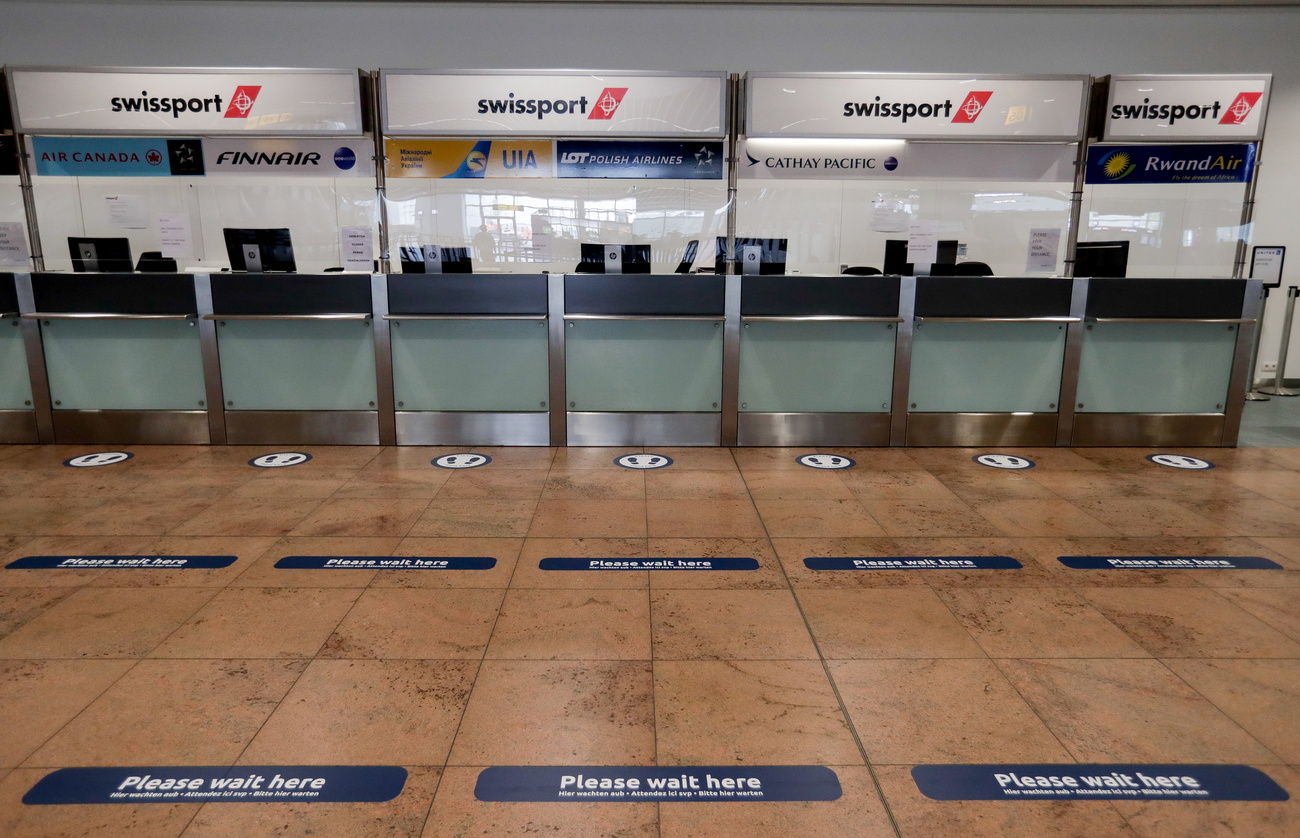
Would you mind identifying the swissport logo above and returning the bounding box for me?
[224,86,263,119]
[952,91,993,124]
[588,88,628,120]
[1220,92,1263,126]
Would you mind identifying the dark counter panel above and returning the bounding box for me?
[31,273,197,315]
[0,273,17,313]
[741,275,900,317]
[1086,278,1247,319]
[915,276,1074,318]
[387,274,548,316]
[565,274,726,316]
[210,274,373,315]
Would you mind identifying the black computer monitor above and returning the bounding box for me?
[399,245,473,274]
[578,243,651,274]
[223,228,297,273]
[883,239,958,275]
[1074,241,1130,278]
[675,240,700,275]
[68,237,133,273]
[715,237,787,275]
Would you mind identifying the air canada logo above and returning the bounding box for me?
[952,91,994,124]
[1220,92,1262,126]
[145,149,163,166]
[224,86,263,118]
[1098,150,1136,180]
[589,88,628,120]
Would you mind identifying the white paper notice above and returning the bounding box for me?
[0,222,30,266]
[871,197,908,233]
[341,226,373,271]
[907,221,938,272]
[158,215,193,259]
[1026,228,1061,273]
[105,195,148,229]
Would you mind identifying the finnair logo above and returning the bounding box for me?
[952,91,993,124]
[224,86,262,118]
[588,88,628,120]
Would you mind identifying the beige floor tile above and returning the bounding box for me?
[799,588,986,659]
[549,447,638,469]
[169,497,325,537]
[528,499,647,538]
[227,469,355,499]
[87,535,279,588]
[935,587,1151,658]
[510,538,649,589]
[647,537,785,589]
[0,587,75,639]
[228,536,398,588]
[753,498,885,538]
[409,499,538,538]
[652,589,817,660]
[449,660,655,765]
[487,589,649,660]
[0,497,110,535]
[322,588,503,659]
[998,658,1283,763]
[26,658,306,766]
[838,469,962,501]
[0,768,199,838]
[542,469,646,500]
[376,537,522,588]
[1164,659,1300,762]
[859,497,1004,538]
[655,660,862,765]
[288,497,431,538]
[241,659,476,765]
[645,469,750,499]
[829,659,1071,763]
[933,470,1061,501]
[0,660,134,767]
[333,468,454,499]
[741,469,855,500]
[0,535,152,588]
[1070,497,1241,537]
[1178,496,1300,537]
[646,499,764,538]
[731,447,820,471]
[151,587,361,659]
[1215,587,1300,640]
[969,498,1119,538]
[1112,764,1300,838]
[0,586,216,658]
[1022,468,1156,500]
[437,468,552,499]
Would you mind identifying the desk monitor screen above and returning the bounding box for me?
[1074,241,1129,278]
[578,243,651,274]
[716,237,787,275]
[68,237,133,273]
[223,228,297,273]
[399,245,472,274]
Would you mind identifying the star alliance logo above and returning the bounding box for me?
[695,146,715,167]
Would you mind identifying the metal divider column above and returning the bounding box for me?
[1055,277,1089,445]
[720,275,741,446]
[194,274,225,445]
[1256,285,1298,398]
[547,273,567,447]
[13,272,53,442]
[889,276,916,446]
[372,273,397,445]
[1223,279,1268,444]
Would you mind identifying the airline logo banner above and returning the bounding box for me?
[746,74,1088,140]
[1085,144,1256,185]
[741,139,908,180]
[741,139,1074,183]
[9,69,363,135]
[382,72,725,137]
[385,139,554,178]
[1105,75,1270,141]
[203,138,375,177]
[32,137,205,177]
[556,141,724,179]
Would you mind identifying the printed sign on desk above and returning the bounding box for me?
[0,222,30,266]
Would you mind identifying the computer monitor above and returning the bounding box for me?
[68,237,133,273]
[715,237,787,275]
[578,243,651,274]
[883,239,958,275]
[399,245,473,274]
[1074,241,1130,278]
[223,228,297,273]
[675,240,700,275]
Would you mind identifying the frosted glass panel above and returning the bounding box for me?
[0,180,31,269]
[41,318,204,410]
[909,321,1067,413]
[0,320,33,408]
[739,321,895,412]
[566,319,723,412]
[217,318,376,410]
[391,318,549,411]
[1076,322,1239,413]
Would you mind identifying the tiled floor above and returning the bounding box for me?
[0,442,1298,837]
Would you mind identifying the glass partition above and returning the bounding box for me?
[0,177,30,269]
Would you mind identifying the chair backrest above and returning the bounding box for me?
[842,266,882,276]
[952,261,993,276]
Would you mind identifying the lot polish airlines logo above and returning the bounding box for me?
[952,91,993,124]
[224,86,263,118]
[1220,92,1262,125]
[589,88,628,120]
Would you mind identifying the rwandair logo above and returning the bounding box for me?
[1099,150,1136,181]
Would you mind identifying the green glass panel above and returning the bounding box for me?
[738,321,895,412]
[217,319,377,410]
[41,318,204,410]
[566,319,722,412]
[0,320,33,408]
[909,321,1067,413]
[1077,322,1238,413]
[391,319,549,411]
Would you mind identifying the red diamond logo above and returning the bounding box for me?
[224,86,263,119]
[588,88,628,120]
[952,91,994,124]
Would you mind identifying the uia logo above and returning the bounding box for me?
[1099,150,1136,181]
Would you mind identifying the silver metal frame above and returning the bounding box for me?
[1055,277,1089,445]
[371,273,397,445]
[547,272,567,446]
[889,276,917,447]
[721,275,742,445]
[194,274,225,444]
[13,273,54,442]
[1102,74,1272,143]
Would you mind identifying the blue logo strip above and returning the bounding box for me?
[557,141,725,180]
[23,766,408,805]
[540,558,759,571]
[474,766,841,802]
[7,556,236,570]
[274,556,496,570]
[33,137,185,177]
[1085,143,1256,185]
[1058,556,1282,570]
[912,764,1288,802]
[804,557,1022,570]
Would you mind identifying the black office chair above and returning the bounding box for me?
[951,261,993,276]
[135,252,178,273]
[841,266,882,276]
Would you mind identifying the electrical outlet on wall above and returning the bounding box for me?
[1262,362,1278,372]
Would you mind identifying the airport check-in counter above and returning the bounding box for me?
[1072,277,1259,447]
[738,275,902,447]
[905,276,1079,447]
[387,274,552,446]
[563,274,727,447]
[21,272,207,444]
[207,274,383,445]
[0,273,38,443]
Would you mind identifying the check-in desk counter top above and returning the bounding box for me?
[207,273,381,445]
[907,276,1078,447]
[738,275,902,447]
[24,272,206,444]
[564,274,726,447]
[1072,277,1255,447]
[385,274,551,446]
[0,273,37,443]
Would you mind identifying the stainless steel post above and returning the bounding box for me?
[1257,286,1299,396]
[1245,285,1270,400]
